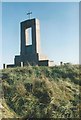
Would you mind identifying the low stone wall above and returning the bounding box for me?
[38,60,49,66]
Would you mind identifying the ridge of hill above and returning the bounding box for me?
[1,64,81,119]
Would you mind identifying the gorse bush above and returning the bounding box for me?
[1,64,81,119]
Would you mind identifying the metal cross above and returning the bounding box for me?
[27,11,32,19]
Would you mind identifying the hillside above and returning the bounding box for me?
[1,64,81,119]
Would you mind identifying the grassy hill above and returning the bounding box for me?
[1,64,81,119]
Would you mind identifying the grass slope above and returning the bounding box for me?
[1,64,81,119]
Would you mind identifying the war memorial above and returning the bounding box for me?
[4,16,54,68]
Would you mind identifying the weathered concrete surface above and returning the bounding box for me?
[6,18,54,68]
[14,18,53,66]
[20,18,41,55]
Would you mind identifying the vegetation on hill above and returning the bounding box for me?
[1,64,81,119]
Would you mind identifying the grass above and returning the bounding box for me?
[0,64,81,119]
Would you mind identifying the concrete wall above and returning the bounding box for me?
[48,61,55,66]
[38,60,49,66]
[13,18,54,67]
[38,54,48,60]
[15,53,39,66]
[20,18,41,55]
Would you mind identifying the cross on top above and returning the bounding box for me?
[27,11,32,19]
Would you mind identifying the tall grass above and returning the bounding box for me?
[1,64,81,118]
